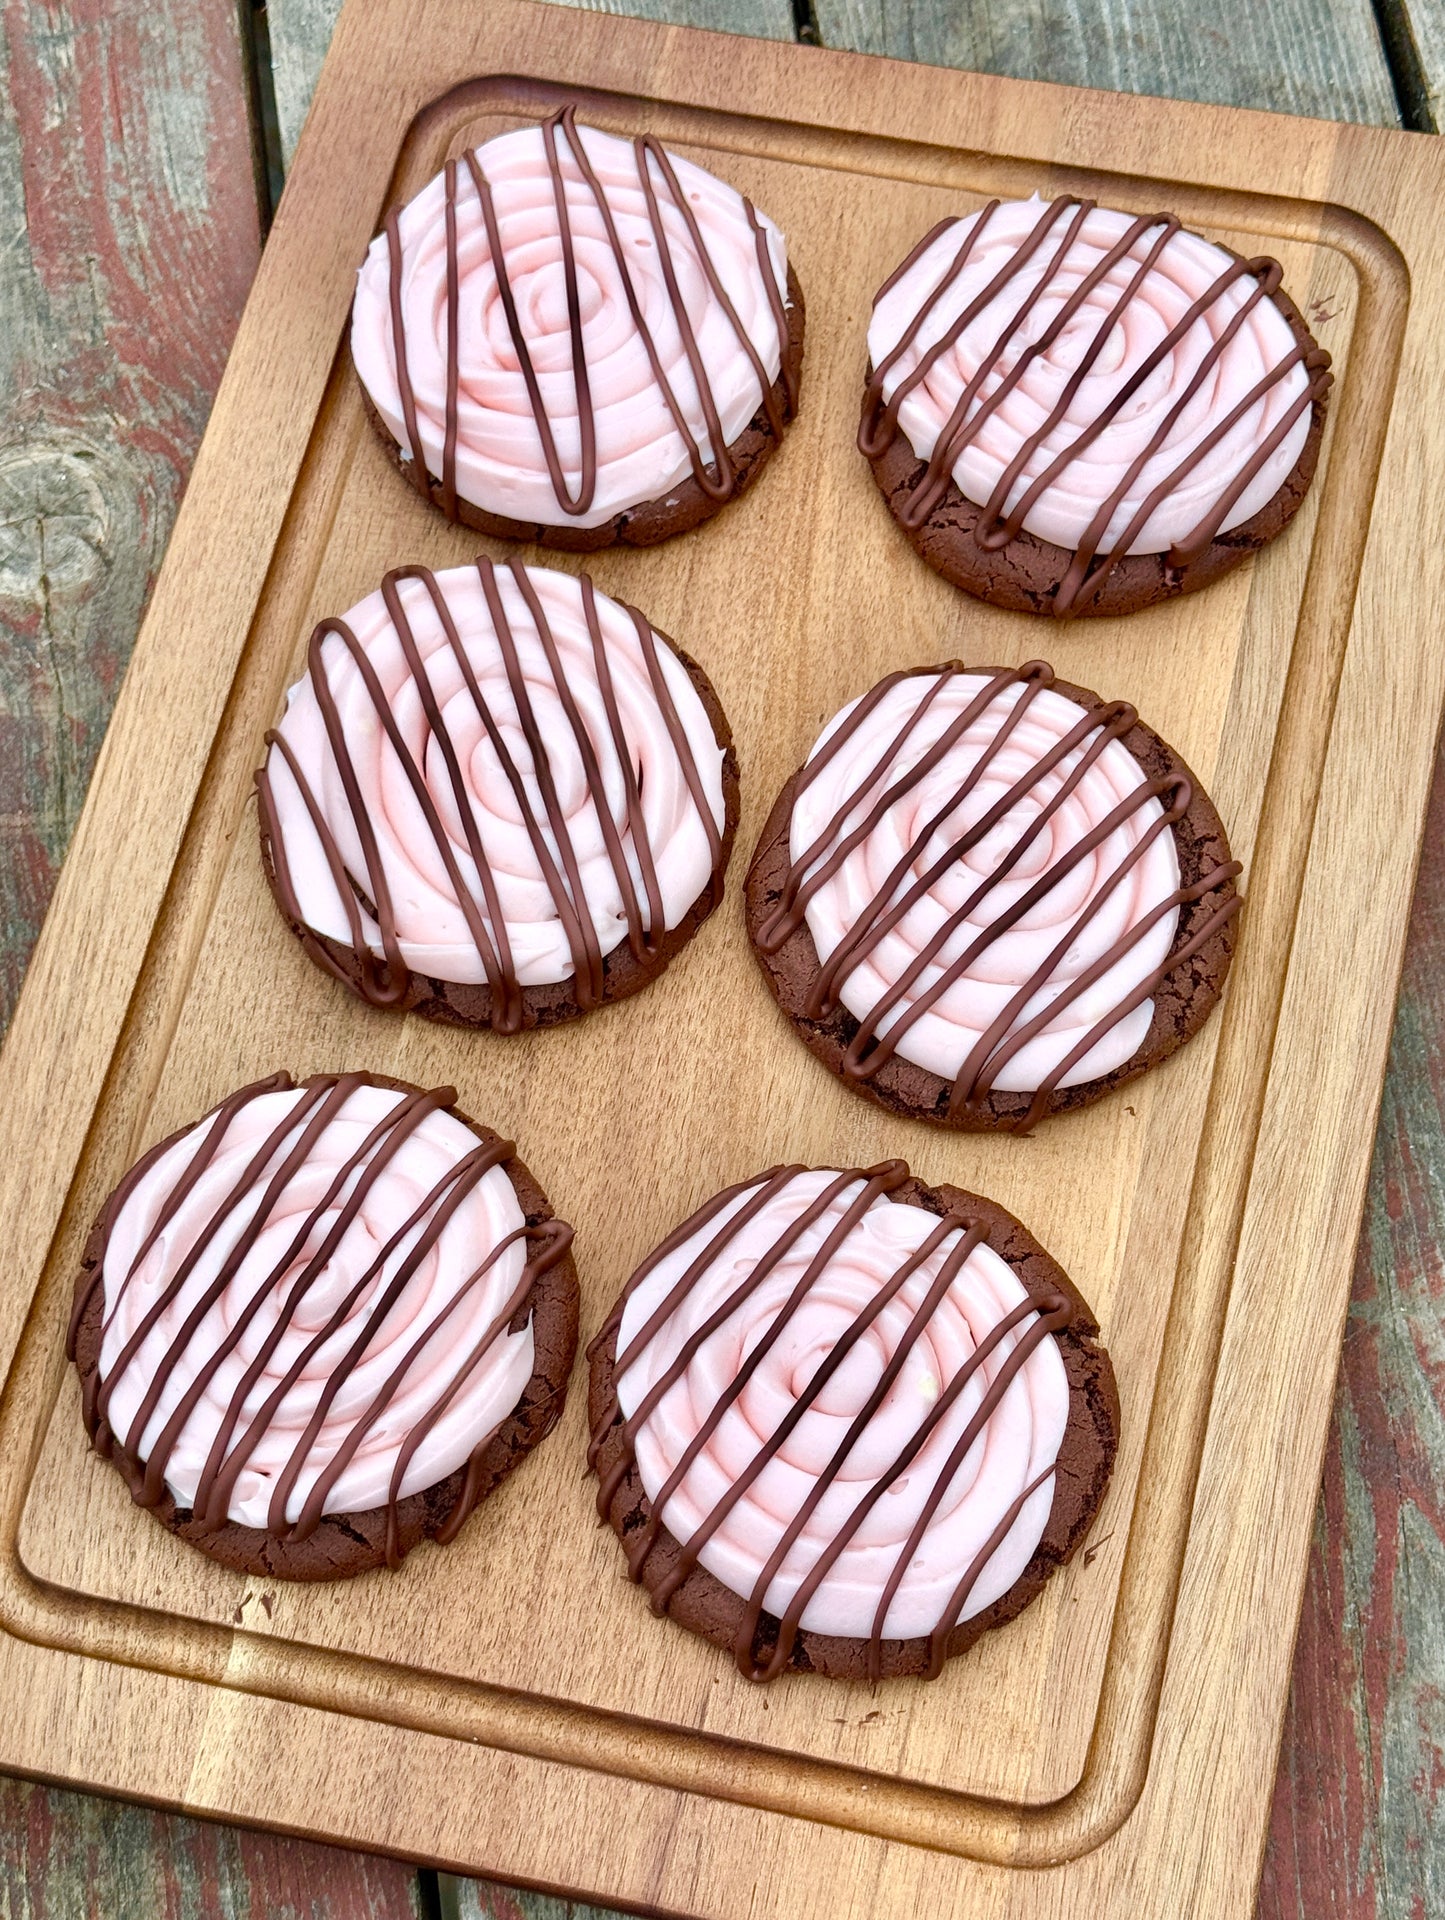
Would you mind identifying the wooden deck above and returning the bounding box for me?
[1,2,1441,1913]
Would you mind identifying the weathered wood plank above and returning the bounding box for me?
[0,0,262,1028]
[447,1873,621,1919]
[267,0,796,163]
[811,0,1402,125]
[1379,0,1445,126]
[1257,724,1445,1920]
[0,1774,423,1919]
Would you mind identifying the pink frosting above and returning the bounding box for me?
[98,1083,533,1527]
[615,1169,1069,1639]
[264,561,726,987]
[351,120,791,529]
[791,673,1180,1091]
[868,197,1312,554]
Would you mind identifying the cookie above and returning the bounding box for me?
[352,104,804,549]
[746,661,1240,1132]
[257,558,739,1031]
[69,1072,578,1580]
[861,196,1331,617]
[588,1161,1117,1682]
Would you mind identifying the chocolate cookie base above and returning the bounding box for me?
[588,1173,1119,1682]
[258,632,741,1032]
[70,1074,580,1582]
[744,668,1238,1133]
[360,266,806,551]
[866,280,1327,617]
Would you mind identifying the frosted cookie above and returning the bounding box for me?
[746,661,1240,1131]
[257,558,738,1030]
[352,105,804,547]
[69,1073,578,1580]
[588,1161,1117,1682]
[861,196,1331,616]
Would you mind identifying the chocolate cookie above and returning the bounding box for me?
[353,104,805,550]
[256,558,739,1032]
[588,1162,1118,1682]
[746,661,1240,1132]
[69,1072,578,1580]
[861,196,1331,617]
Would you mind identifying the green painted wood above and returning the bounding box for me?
[0,1775,423,1920]
[1377,0,1445,126]
[267,0,796,164]
[810,0,1403,124]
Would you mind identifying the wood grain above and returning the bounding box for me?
[267,0,795,162]
[811,0,1402,123]
[0,1773,422,1920]
[0,9,1438,1920]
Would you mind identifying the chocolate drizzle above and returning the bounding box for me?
[587,1165,1073,1683]
[384,104,797,521]
[860,196,1333,615]
[256,558,726,1029]
[755,662,1242,1132]
[68,1073,573,1568]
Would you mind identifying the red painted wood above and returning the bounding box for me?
[0,0,262,1024]
[0,1775,422,1920]
[1258,724,1445,1920]
[450,1872,621,1919]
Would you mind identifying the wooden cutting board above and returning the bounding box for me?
[0,2,1440,1914]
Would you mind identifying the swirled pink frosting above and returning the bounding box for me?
[868,197,1311,553]
[792,673,1180,1090]
[98,1083,533,1527]
[351,120,791,529]
[265,561,726,987]
[616,1169,1069,1639]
